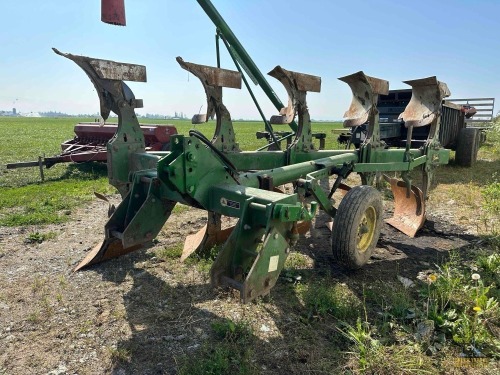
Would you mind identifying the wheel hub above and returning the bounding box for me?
[357,206,377,253]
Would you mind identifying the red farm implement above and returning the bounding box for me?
[6,122,177,180]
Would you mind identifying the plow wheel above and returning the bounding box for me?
[331,185,383,269]
[455,128,480,167]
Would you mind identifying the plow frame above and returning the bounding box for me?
[58,47,450,302]
[55,0,452,303]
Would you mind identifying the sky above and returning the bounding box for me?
[0,0,499,120]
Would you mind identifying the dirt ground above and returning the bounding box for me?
[0,182,481,374]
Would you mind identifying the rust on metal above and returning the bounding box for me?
[399,76,450,128]
[268,66,321,93]
[90,59,146,82]
[177,57,241,122]
[295,220,311,235]
[74,238,142,271]
[181,212,234,261]
[182,225,234,262]
[182,218,311,262]
[101,0,126,26]
[384,176,425,237]
[268,65,321,125]
[53,48,146,120]
[177,57,242,89]
[339,71,389,127]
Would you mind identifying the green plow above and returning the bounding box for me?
[56,46,450,302]
[49,0,452,304]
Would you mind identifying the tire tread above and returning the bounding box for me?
[331,185,383,269]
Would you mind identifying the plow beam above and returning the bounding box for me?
[339,71,389,127]
[399,76,450,127]
[384,176,425,237]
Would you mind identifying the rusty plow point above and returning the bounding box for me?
[74,238,142,271]
[295,220,311,235]
[385,177,425,237]
[181,225,234,262]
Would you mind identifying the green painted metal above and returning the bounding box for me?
[195,0,298,132]
[58,46,452,301]
[218,32,280,149]
[62,0,454,301]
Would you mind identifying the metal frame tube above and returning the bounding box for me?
[196,0,298,132]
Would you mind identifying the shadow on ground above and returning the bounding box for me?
[82,205,479,374]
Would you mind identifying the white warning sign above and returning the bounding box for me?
[268,255,279,272]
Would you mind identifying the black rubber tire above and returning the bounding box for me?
[331,185,383,270]
[455,128,480,167]
[479,130,487,147]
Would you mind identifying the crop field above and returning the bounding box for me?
[0,116,499,374]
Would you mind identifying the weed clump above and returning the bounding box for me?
[177,319,255,375]
[297,281,362,321]
[421,252,500,358]
[338,318,434,374]
[24,231,56,244]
